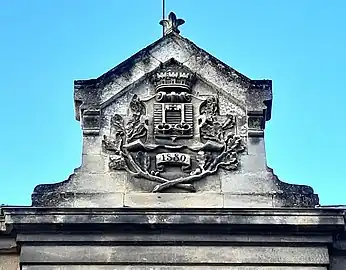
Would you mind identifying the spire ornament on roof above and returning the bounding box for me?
[160,12,185,36]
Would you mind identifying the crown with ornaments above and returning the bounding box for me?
[151,59,196,92]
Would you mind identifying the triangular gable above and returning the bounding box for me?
[74,33,253,119]
[99,58,246,113]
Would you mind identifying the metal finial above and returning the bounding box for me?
[160,12,185,36]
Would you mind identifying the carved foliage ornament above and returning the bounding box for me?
[102,64,245,193]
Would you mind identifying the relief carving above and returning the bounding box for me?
[102,61,245,192]
[199,96,236,143]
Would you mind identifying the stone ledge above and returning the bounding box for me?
[17,233,333,245]
[3,207,345,230]
[31,191,320,208]
[32,192,124,207]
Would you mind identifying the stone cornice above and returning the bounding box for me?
[1,207,345,234]
[1,207,345,266]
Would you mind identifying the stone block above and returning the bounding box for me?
[193,174,221,192]
[80,154,107,173]
[238,154,268,173]
[64,172,126,193]
[124,193,223,208]
[247,137,266,155]
[220,170,278,193]
[223,193,273,208]
[73,192,123,207]
[273,193,320,208]
[33,192,124,208]
[82,136,102,155]
[126,174,220,193]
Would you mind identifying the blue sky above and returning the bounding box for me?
[0,1,345,206]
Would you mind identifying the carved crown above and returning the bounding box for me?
[151,60,195,92]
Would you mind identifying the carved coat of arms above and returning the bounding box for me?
[102,60,245,192]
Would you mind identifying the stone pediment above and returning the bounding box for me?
[31,16,318,208]
[74,33,271,122]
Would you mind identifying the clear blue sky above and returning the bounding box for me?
[0,1,345,206]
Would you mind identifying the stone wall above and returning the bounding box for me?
[0,255,19,270]
[0,237,19,270]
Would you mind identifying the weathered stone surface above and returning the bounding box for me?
[330,255,346,270]
[82,135,102,155]
[32,190,124,207]
[0,238,16,253]
[22,266,327,270]
[160,12,185,36]
[80,154,108,173]
[220,170,278,193]
[16,233,333,244]
[4,208,345,228]
[33,22,318,208]
[124,193,223,208]
[1,206,344,268]
[1,11,345,270]
[72,192,123,207]
[30,12,319,207]
[0,254,19,270]
[223,193,273,207]
[21,245,329,264]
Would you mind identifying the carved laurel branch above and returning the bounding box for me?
[103,139,195,192]
[103,132,244,193]
[104,115,244,192]
[103,112,195,192]
[151,133,244,192]
[121,149,196,192]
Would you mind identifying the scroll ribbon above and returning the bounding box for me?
[156,153,191,171]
